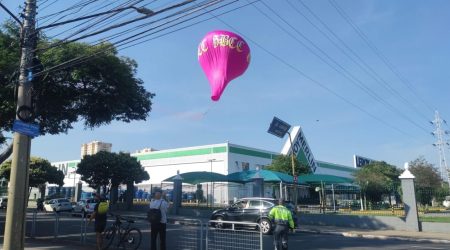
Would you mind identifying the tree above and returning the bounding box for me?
[76,151,149,207]
[354,161,401,204]
[0,21,154,162]
[266,155,311,176]
[409,157,443,206]
[409,157,442,189]
[0,157,64,199]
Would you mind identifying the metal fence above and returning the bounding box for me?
[297,184,405,216]
[416,187,450,223]
[25,211,264,250]
[206,220,263,250]
[167,219,203,250]
[27,210,89,242]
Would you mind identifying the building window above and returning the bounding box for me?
[241,162,249,171]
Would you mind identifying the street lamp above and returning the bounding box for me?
[267,117,298,209]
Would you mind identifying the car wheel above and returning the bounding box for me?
[214,216,225,229]
[259,218,272,235]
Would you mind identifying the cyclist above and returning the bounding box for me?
[268,199,295,250]
[88,193,109,250]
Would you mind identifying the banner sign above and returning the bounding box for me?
[281,126,318,173]
[353,155,375,168]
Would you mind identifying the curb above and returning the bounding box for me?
[297,228,450,244]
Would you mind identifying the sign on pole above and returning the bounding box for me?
[353,155,375,168]
[293,175,298,184]
[267,117,291,138]
[12,120,40,138]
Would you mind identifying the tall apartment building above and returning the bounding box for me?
[81,141,112,158]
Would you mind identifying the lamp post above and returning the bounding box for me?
[72,171,77,202]
[209,159,216,207]
[267,117,298,210]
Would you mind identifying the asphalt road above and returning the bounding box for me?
[0,212,448,250]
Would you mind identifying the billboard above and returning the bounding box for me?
[52,160,80,177]
[281,126,318,173]
[353,155,375,168]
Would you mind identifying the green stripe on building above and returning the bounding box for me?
[228,146,277,159]
[317,162,356,173]
[135,146,228,161]
[68,162,78,168]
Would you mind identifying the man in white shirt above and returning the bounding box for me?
[149,190,169,250]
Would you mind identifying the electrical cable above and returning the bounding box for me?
[328,0,435,112]
[36,0,198,52]
[211,14,423,141]
[253,1,430,134]
[26,0,223,74]
[30,0,240,77]
[289,0,431,122]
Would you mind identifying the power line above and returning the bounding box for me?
[210,14,418,140]
[288,0,431,122]
[31,0,242,77]
[39,0,125,39]
[28,0,221,77]
[36,0,197,52]
[252,1,430,134]
[26,0,223,75]
[37,0,98,23]
[39,0,59,12]
[328,0,435,112]
[46,0,142,45]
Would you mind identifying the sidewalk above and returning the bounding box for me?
[24,238,93,250]
[298,225,450,244]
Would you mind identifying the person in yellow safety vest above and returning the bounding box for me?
[268,199,295,250]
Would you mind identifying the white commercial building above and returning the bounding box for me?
[50,143,356,203]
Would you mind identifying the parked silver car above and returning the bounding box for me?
[44,198,72,212]
[72,199,97,215]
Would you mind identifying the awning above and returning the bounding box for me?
[227,170,306,184]
[299,174,353,184]
[163,171,230,185]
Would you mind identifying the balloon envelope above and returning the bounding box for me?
[198,30,250,101]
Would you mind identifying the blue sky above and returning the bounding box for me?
[2,0,450,168]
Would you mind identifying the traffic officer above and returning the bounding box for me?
[268,199,295,250]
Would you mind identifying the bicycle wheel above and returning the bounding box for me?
[102,227,116,249]
[122,228,142,250]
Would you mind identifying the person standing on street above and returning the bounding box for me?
[88,193,109,250]
[268,199,295,250]
[149,190,169,250]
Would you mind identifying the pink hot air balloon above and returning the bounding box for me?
[198,30,251,101]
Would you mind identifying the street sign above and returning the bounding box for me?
[293,175,298,183]
[12,120,40,138]
[267,117,291,138]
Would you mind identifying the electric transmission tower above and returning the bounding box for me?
[431,111,450,185]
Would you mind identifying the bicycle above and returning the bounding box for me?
[102,214,142,250]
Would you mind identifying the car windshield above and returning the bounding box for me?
[59,199,70,203]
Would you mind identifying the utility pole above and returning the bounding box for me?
[287,132,298,210]
[3,0,37,249]
[431,110,450,187]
